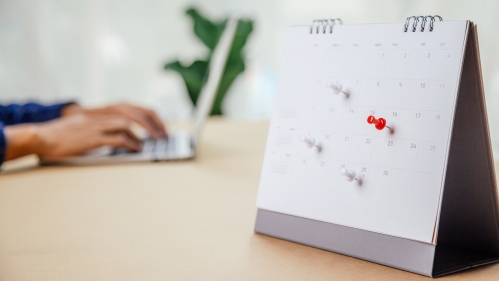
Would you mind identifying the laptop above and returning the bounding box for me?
[42,18,238,165]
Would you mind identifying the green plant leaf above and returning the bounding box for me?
[164,60,208,105]
[186,8,226,51]
[211,57,245,115]
[229,19,253,60]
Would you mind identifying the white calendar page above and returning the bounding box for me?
[257,21,469,244]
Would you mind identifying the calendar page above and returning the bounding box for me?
[257,21,469,243]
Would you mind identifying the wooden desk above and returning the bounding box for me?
[0,118,497,280]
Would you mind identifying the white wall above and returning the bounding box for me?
[1,0,499,144]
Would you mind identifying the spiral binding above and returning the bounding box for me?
[310,18,343,34]
[403,15,443,32]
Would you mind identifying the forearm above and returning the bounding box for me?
[3,125,41,162]
[60,103,84,116]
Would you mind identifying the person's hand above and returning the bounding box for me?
[63,103,166,139]
[4,115,142,161]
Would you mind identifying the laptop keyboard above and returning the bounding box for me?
[111,135,177,157]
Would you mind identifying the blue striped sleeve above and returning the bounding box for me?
[0,124,5,166]
[0,102,74,125]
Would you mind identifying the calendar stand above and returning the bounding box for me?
[255,22,499,277]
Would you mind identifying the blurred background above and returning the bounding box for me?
[1,0,499,149]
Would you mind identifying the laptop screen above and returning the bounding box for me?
[192,18,238,140]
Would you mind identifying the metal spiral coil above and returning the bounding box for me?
[310,18,343,34]
[404,15,443,32]
[429,15,443,32]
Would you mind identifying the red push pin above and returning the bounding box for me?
[367,115,392,130]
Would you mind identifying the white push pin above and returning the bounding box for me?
[301,135,321,150]
[340,167,358,182]
[326,81,348,96]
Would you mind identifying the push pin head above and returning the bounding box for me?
[367,115,391,131]
[301,135,321,149]
[340,167,357,182]
[326,81,347,96]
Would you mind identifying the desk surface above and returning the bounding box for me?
[0,118,498,280]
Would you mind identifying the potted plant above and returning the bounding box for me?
[164,8,253,115]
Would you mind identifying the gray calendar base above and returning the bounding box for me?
[255,209,499,277]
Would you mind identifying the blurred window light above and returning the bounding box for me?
[97,32,131,66]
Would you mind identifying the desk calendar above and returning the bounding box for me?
[255,16,499,277]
